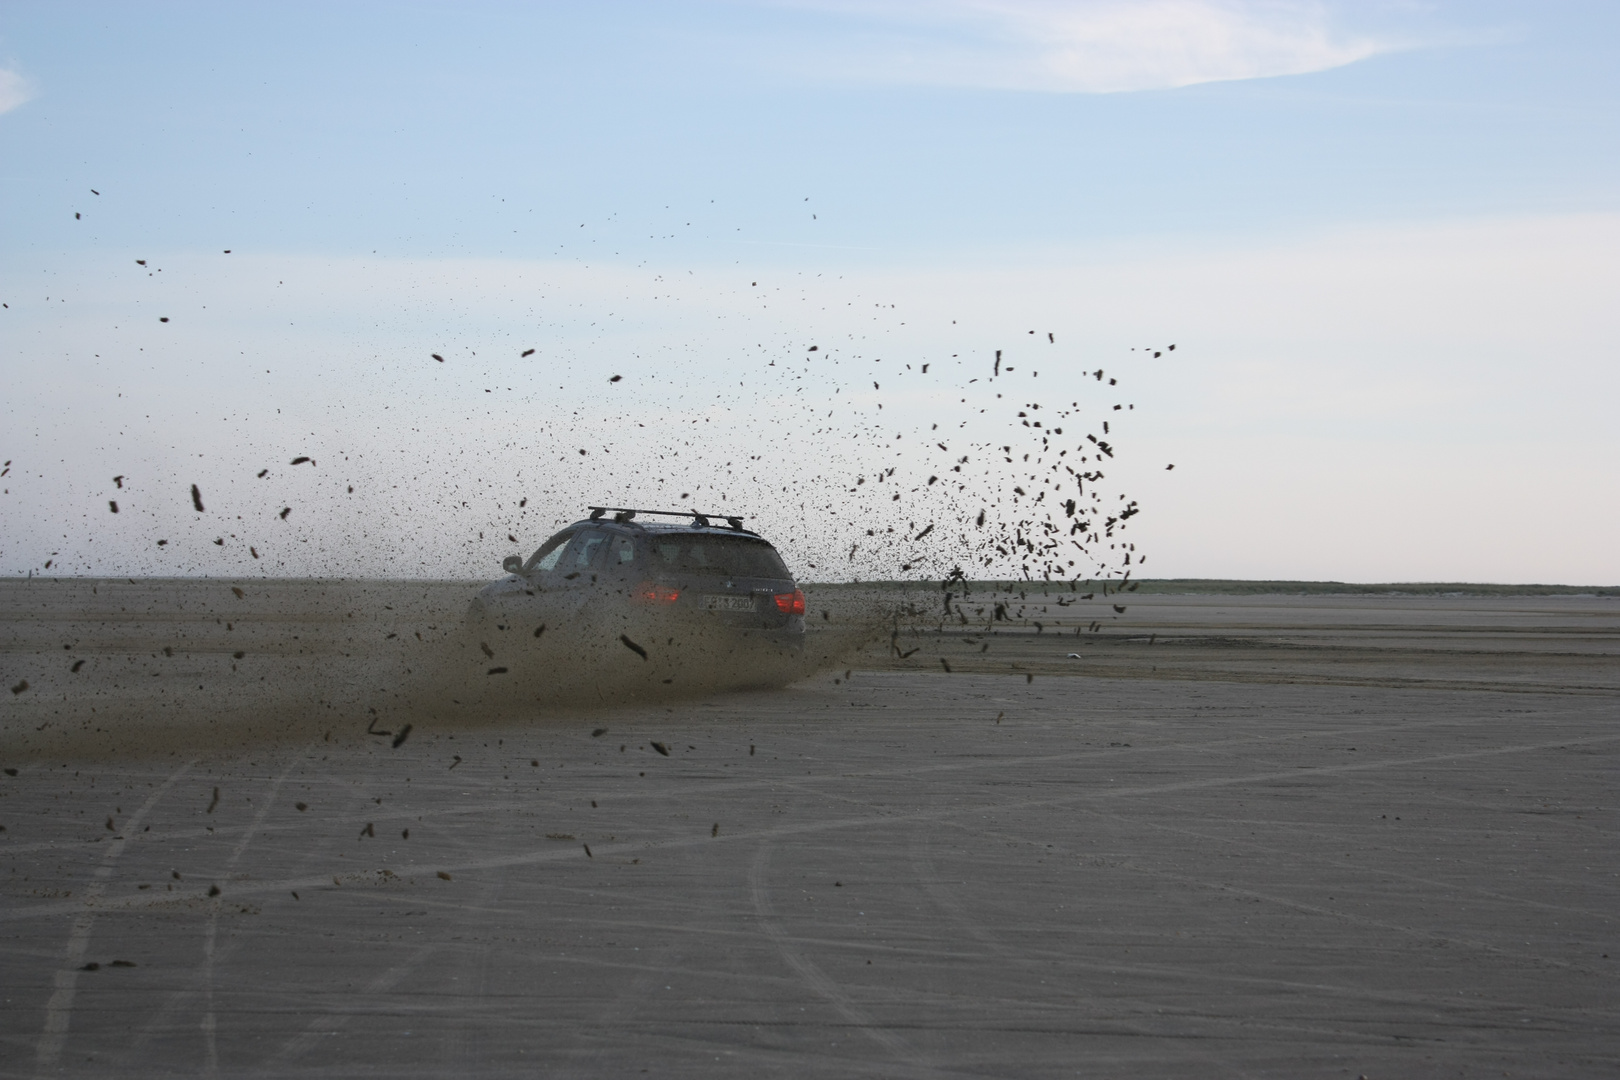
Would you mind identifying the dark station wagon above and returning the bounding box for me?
[466,507,806,661]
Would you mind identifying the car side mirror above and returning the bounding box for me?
[502,555,524,575]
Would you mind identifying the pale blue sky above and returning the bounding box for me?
[2,2,1617,582]
[4,2,1617,256]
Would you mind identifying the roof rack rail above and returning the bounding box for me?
[587,506,749,531]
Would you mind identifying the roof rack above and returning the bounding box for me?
[587,506,749,531]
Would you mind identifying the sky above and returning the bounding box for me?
[1,1,1616,584]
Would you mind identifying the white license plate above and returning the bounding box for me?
[703,594,756,612]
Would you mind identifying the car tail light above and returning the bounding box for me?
[637,583,680,604]
[774,589,805,615]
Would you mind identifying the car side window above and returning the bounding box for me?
[611,536,636,565]
[527,532,573,574]
[564,529,609,571]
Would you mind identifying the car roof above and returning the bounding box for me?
[564,518,770,541]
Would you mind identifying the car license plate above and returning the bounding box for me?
[703,594,755,612]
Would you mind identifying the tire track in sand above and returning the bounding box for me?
[33,760,194,1076]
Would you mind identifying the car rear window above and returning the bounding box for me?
[650,535,790,579]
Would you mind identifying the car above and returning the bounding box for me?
[465,507,806,684]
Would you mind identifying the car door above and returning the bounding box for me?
[473,528,576,636]
[540,528,611,627]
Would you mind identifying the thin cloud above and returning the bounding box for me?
[0,67,35,114]
[774,0,1396,92]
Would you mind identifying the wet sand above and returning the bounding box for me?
[2,582,1618,1076]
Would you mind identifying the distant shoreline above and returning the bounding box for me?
[4,576,1616,597]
